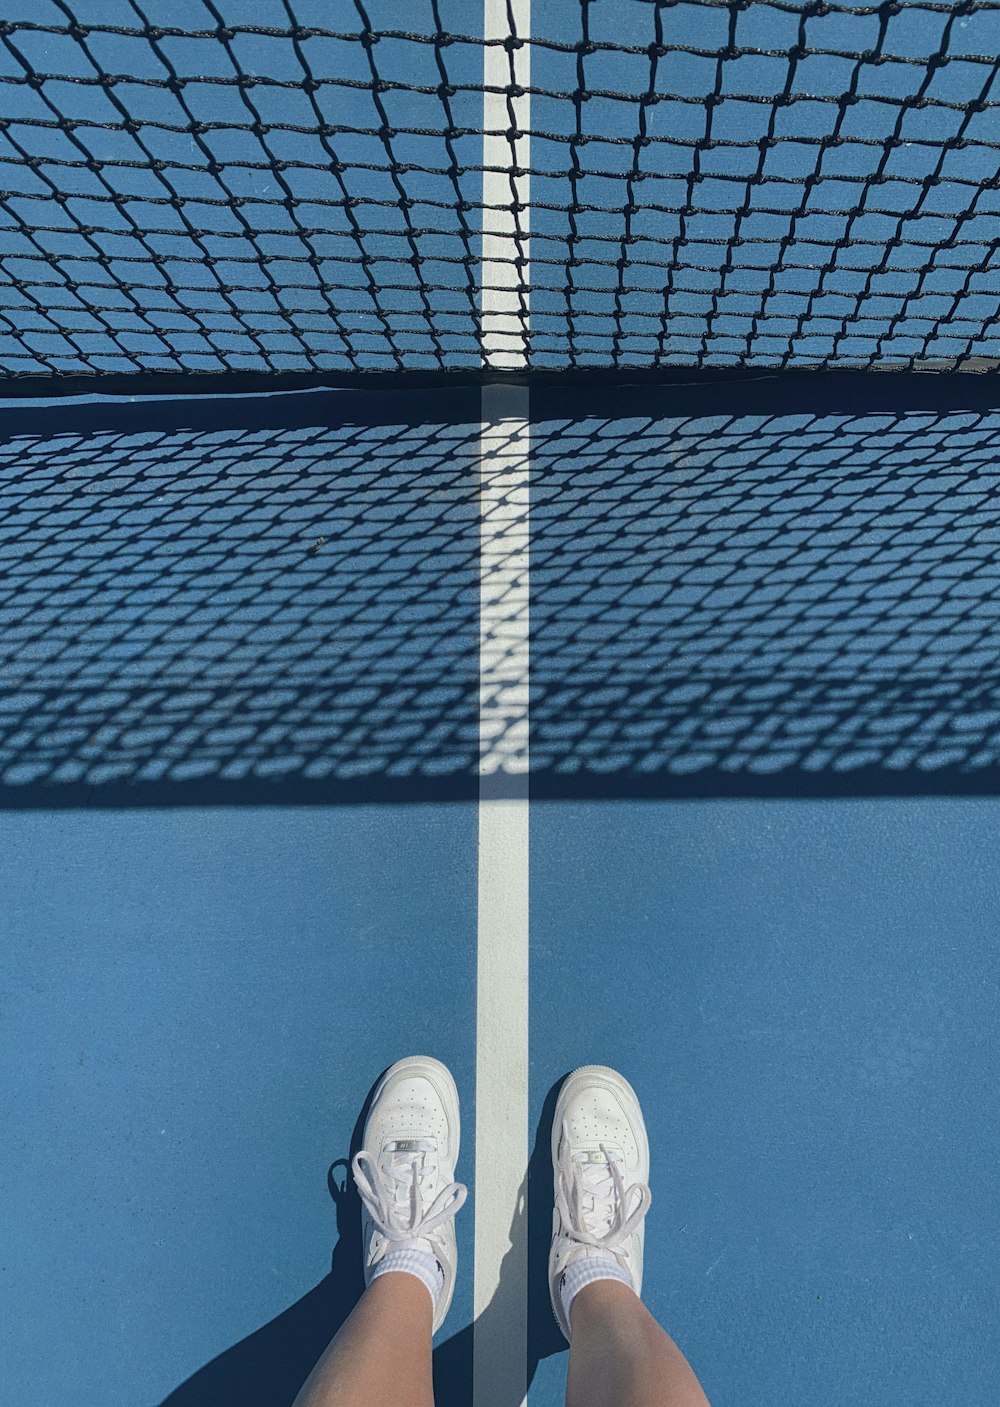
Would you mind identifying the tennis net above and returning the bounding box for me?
[0,1,998,386]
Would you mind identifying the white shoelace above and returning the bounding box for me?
[552,1117,652,1281]
[352,1139,467,1267]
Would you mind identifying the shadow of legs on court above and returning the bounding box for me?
[433,1075,568,1407]
[159,1075,568,1407]
[159,1127,368,1407]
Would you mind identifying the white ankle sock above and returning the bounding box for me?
[559,1252,635,1328]
[369,1241,445,1313]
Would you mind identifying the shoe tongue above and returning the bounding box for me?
[383,1138,437,1190]
[573,1146,624,1233]
[380,1140,437,1223]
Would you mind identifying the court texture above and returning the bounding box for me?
[3,2,1000,1405]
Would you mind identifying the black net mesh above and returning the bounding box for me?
[0,1,998,383]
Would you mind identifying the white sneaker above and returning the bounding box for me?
[548,1064,652,1342]
[352,1056,467,1334]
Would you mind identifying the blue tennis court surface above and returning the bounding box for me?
[529,796,1000,1406]
[3,805,478,1406]
[4,1,1000,1404]
[4,386,1000,1406]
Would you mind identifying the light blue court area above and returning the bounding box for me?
[5,384,1000,1407]
[2,806,478,1407]
[529,798,1000,1407]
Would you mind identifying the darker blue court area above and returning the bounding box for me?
[0,388,482,805]
[528,394,1000,797]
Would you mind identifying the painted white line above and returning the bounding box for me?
[475,384,530,1407]
[476,3,530,1401]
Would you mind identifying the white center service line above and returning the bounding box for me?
[475,3,531,1406]
[475,387,530,1407]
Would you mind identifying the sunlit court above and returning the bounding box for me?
[3,4,1000,1405]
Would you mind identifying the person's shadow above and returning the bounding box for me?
[159,1074,568,1407]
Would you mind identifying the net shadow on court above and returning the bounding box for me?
[2,376,1000,809]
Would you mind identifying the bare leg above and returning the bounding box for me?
[565,1279,710,1407]
[292,1273,435,1407]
